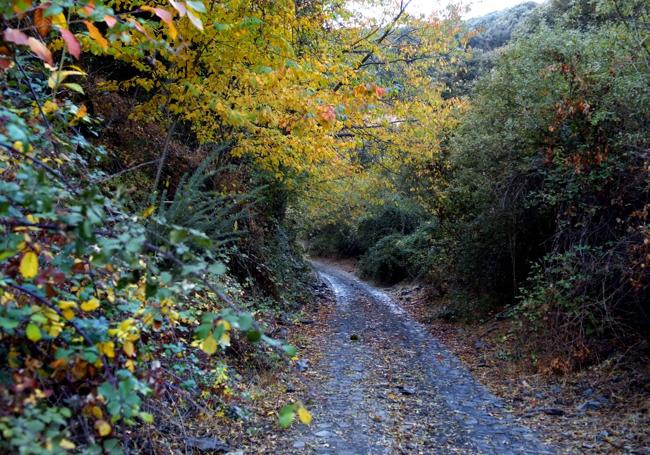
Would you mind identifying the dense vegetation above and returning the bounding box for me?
[308,0,648,363]
[0,0,647,451]
[0,0,468,451]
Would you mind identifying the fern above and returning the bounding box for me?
[147,146,258,252]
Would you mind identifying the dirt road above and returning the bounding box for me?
[289,261,553,454]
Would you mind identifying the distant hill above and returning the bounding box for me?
[467,2,539,51]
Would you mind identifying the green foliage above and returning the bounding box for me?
[358,220,445,285]
[447,1,539,95]
[308,0,649,359]
[358,234,413,284]
[278,402,311,428]
[308,204,424,260]
[307,222,363,258]
[1,0,647,450]
[239,219,315,310]
[518,246,617,342]
[518,0,647,32]
[0,49,291,450]
[0,405,76,454]
[356,206,424,252]
[444,1,650,347]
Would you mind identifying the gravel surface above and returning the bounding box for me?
[289,261,554,454]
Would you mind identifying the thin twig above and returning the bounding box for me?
[0,142,76,192]
[153,119,178,192]
[98,158,162,183]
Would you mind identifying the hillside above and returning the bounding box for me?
[467,1,538,51]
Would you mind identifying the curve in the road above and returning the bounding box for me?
[290,261,553,455]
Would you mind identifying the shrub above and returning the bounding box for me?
[359,234,412,284]
[445,8,649,353]
[358,220,447,285]
[518,241,649,359]
[307,222,363,258]
[356,205,424,252]
[147,150,254,253]
[307,203,424,259]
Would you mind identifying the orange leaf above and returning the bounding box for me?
[50,358,67,369]
[81,0,94,16]
[169,0,186,17]
[60,29,80,59]
[153,8,173,24]
[75,104,87,119]
[34,8,51,37]
[27,37,52,65]
[166,22,178,40]
[104,15,117,28]
[83,20,108,51]
[127,18,147,36]
[3,28,29,45]
[317,105,336,123]
[0,57,12,71]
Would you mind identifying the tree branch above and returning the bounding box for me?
[333,0,413,92]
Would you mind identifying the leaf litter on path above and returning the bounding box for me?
[279,261,553,454]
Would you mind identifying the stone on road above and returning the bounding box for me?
[290,261,553,454]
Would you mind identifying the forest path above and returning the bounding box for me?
[289,261,553,454]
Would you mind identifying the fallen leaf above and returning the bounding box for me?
[298,406,312,424]
[95,419,111,436]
